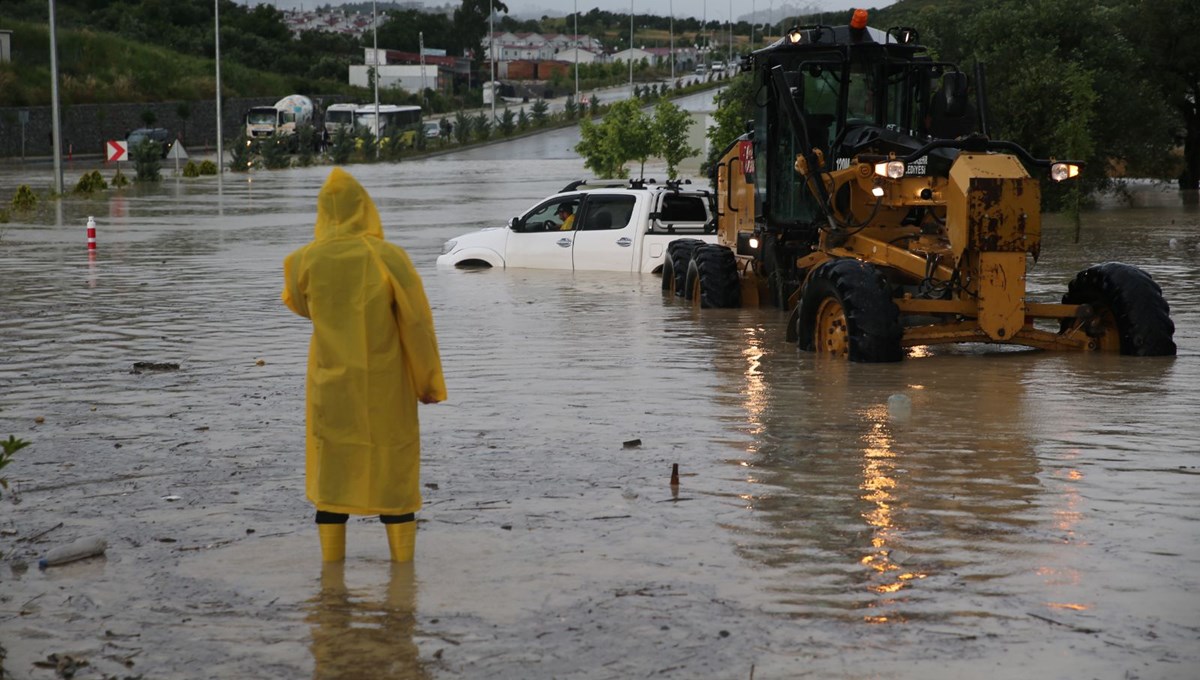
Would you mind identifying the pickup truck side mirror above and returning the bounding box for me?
[507,217,519,231]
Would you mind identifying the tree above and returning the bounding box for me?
[574,98,654,179]
[499,107,517,136]
[530,98,550,126]
[454,0,510,67]
[454,110,472,144]
[653,99,699,180]
[1125,0,1200,190]
[960,0,1176,200]
[703,73,754,179]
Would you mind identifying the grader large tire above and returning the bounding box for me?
[685,244,740,308]
[1059,262,1176,356]
[796,259,902,362]
[663,239,706,297]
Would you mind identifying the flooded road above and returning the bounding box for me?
[1,115,1199,679]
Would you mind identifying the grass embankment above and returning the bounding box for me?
[0,18,359,106]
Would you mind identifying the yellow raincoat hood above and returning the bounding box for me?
[283,168,446,516]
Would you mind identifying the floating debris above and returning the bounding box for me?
[131,361,180,373]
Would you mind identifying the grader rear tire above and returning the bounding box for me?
[664,239,705,297]
[685,244,740,309]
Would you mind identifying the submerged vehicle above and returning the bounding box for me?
[438,179,716,272]
[668,9,1174,361]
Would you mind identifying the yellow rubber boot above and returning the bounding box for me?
[318,524,346,562]
[385,522,416,563]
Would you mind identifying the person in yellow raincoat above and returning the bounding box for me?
[282,167,446,563]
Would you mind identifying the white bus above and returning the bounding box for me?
[354,104,423,146]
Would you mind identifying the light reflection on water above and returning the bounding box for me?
[1,142,1198,675]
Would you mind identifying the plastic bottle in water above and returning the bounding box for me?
[38,537,107,569]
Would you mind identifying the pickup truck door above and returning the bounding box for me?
[504,195,580,270]
[571,194,639,271]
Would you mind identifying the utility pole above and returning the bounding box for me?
[48,0,63,195]
[573,0,578,106]
[419,31,427,107]
[372,0,380,159]
[490,0,495,126]
[728,0,732,67]
[214,0,223,191]
[669,0,674,83]
[628,0,634,89]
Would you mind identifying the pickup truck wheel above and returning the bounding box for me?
[685,245,740,308]
[1059,262,1175,356]
[664,239,705,297]
[796,259,902,362]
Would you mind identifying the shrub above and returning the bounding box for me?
[228,134,256,172]
[129,139,162,182]
[0,436,30,500]
[259,134,292,170]
[11,185,37,211]
[111,169,129,187]
[328,126,355,165]
[182,160,200,177]
[198,160,218,175]
[73,170,108,194]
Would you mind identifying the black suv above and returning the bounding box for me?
[126,127,172,158]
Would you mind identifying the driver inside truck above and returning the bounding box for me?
[556,204,576,231]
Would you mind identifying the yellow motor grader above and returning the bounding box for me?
[663,11,1175,362]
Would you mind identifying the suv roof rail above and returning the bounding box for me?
[559,177,668,193]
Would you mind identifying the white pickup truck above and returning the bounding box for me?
[436,179,718,273]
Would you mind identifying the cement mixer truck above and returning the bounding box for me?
[244,94,315,148]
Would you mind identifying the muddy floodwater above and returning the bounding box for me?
[2,118,1199,679]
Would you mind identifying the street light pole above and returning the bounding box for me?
[490,0,495,127]
[727,0,732,67]
[669,0,674,83]
[628,0,634,89]
[214,0,223,191]
[372,0,380,159]
[48,0,63,195]
[573,0,578,106]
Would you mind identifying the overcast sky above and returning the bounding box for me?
[276,1,896,23]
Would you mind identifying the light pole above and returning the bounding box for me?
[372,0,380,159]
[214,0,223,191]
[573,0,578,106]
[490,0,495,126]
[727,0,733,67]
[628,0,634,90]
[669,0,674,83]
[48,0,63,195]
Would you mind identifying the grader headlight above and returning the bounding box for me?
[874,160,906,179]
[1050,162,1081,182]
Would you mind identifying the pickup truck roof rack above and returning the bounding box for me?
[558,177,702,193]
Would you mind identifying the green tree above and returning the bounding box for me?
[703,73,754,179]
[961,0,1175,200]
[653,99,699,180]
[530,99,550,126]
[1125,0,1200,189]
[517,108,530,131]
[454,110,472,144]
[499,107,517,136]
[473,113,492,142]
[454,0,510,68]
[574,98,654,179]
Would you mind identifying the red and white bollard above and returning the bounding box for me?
[86,216,96,251]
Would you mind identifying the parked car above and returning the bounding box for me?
[436,179,717,272]
[126,127,172,158]
[423,121,441,139]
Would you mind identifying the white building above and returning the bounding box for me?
[610,47,656,65]
[349,64,439,93]
[554,47,599,65]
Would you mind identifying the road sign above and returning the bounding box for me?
[106,140,128,163]
[166,140,188,160]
